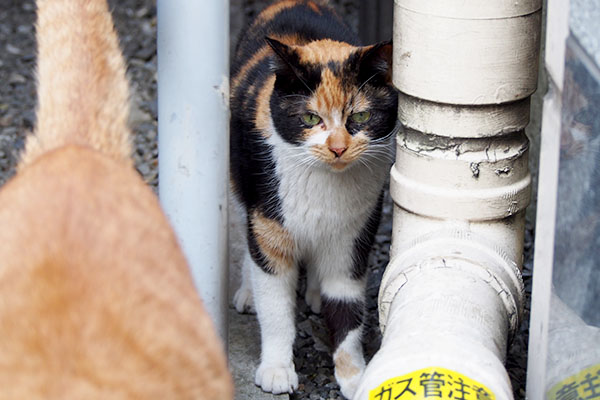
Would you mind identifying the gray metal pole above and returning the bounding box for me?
[157,0,229,342]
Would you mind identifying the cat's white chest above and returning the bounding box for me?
[273,144,387,255]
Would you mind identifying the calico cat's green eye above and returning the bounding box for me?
[350,111,371,123]
[301,113,322,126]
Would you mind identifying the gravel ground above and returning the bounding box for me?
[0,0,532,399]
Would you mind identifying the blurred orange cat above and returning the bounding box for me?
[0,0,233,398]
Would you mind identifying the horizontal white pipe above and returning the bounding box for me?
[156,0,229,340]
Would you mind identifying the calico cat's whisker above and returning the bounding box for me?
[369,130,397,144]
[357,157,375,175]
[356,72,379,95]
[280,94,311,100]
[363,151,395,164]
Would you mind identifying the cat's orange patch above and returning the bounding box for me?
[253,0,298,26]
[254,75,276,137]
[251,210,296,273]
[296,39,357,64]
[274,33,306,46]
[307,1,322,13]
[334,350,361,379]
[312,68,348,115]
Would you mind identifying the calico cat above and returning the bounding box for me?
[230,0,398,397]
[0,0,232,398]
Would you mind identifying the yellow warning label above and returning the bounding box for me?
[547,363,600,400]
[368,366,495,400]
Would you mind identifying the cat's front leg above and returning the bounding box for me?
[233,251,255,313]
[248,211,299,394]
[321,274,367,399]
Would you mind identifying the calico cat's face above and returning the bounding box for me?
[267,38,398,171]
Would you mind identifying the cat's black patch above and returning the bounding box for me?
[230,106,283,222]
[350,190,384,280]
[233,2,359,73]
[266,37,324,146]
[356,41,394,87]
[322,297,364,349]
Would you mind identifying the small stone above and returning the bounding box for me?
[17,25,32,34]
[135,7,149,18]
[21,53,36,62]
[6,43,21,55]
[135,42,156,61]
[298,319,313,336]
[146,129,157,141]
[22,2,35,11]
[141,20,154,36]
[22,110,35,128]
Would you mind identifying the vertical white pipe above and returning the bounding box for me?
[354,1,540,398]
[156,1,229,341]
[526,0,570,397]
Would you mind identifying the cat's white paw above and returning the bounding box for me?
[334,337,366,400]
[304,288,321,314]
[233,286,255,314]
[337,371,363,400]
[255,363,298,394]
[336,363,364,400]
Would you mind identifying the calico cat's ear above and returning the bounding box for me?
[265,37,298,69]
[265,36,313,92]
[357,40,393,86]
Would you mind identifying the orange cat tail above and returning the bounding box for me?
[19,0,132,169]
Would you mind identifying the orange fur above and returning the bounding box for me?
[255,0,329,26]
[252,0,298,27]
[254,75,277,136]
[333,350,362,380]
[0,0,233,398]
[296,39,356,64]
[306,1,322,13]
[312,68,349,114]
[251,210,296,273]
[20,0,132,168]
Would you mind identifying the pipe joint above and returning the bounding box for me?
[354,230,525,399]
[391,128,532,221]
[379,230,525,341]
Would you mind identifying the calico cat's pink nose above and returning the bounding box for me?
[329,146,347,157]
